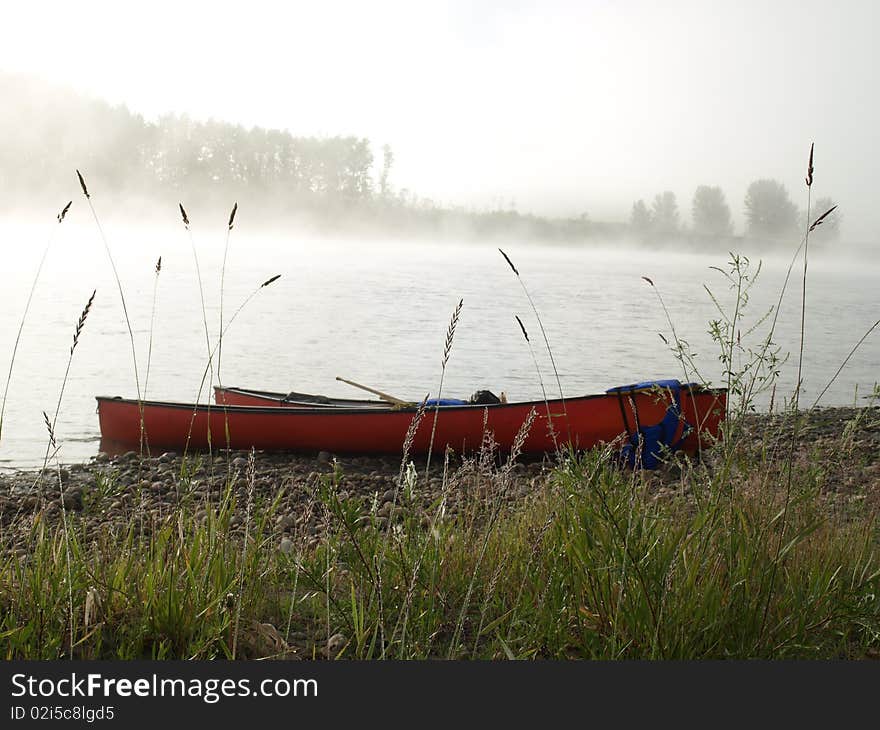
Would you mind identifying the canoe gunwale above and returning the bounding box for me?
[101,385,727,417]
[214,386,385,407]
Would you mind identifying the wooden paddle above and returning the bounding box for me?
[335,376,410,407]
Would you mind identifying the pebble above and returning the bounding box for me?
[276,514,296,530]
[62,489,83,511]
[326,633,347,655]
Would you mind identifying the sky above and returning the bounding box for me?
[2,0,879,238]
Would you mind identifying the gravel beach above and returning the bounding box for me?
[2,406,878,558]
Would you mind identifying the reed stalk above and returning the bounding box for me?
[794,143,815,410]
[143,257,162,400]
[178,204,215,390]
[177,203,217,466]
[810,317,880,409]
[424,298,462,479]
[52,458,76,659]
[0,201,72,446]
[32,291,96,657]
[499,249,566,414]
[217,203,237,387]
[641,276,704,386]
[77,171,141,401]
[758,143,815,642]
[515,315,558,451]
[231,449,256,659]
[38,291,96,482]
[181,275,281,459]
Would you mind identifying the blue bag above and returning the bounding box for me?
[606,380,693,469]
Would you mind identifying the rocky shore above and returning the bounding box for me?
[1,405,878,558]
[0,444,552,557]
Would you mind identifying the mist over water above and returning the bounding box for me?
[1,217,877,470]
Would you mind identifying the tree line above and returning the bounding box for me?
[630,182,840,242]
[0,73,380,207]
[1,73,841,244]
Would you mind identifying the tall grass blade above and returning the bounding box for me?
[77,170,141,403]
[499,248,566,413]
[217,202,238,387]
[1,201,73,445]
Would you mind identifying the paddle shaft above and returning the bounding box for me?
[335,376,408,406]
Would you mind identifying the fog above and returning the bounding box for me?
[1,0,879,245]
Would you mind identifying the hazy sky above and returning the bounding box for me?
[2,0,878,238]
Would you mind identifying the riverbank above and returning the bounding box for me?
[1,405,878,660]
[3,405,878,545]
[0,446,553,556]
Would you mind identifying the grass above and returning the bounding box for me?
[0,433,877,660]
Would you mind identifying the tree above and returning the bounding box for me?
[630,199,652,234]
[744,179,798,238]
[651,191,680,236]
[691,185,733,236]
[379,144,394,199]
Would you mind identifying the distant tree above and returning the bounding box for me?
[651,191,680,236]
[630,199,652,234]
[379,144,394,199]
[744,179,799,238]
[692,185,733,236]
[339,137,374,198]
[809,196,841,241]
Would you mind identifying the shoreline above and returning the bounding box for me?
[2,405,878,551]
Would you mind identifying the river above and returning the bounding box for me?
[1,216,877,469]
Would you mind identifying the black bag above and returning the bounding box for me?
[469,390,501,405]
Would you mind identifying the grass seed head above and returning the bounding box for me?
[515,315,529,342]
[57,201,72,223]
[443,299,463,366]
[71,290,96,355]
[42,410,56,448]
[809,205,837,232]
[498,248,519,276]
[75,170,89,199]
[805,142,814,187]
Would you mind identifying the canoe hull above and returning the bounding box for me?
[97,387,726,457]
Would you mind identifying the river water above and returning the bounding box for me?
[1,216,877,469]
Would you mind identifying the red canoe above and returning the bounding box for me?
[97,382,726,459]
